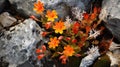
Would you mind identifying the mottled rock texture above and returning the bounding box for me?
[100,0,120,43]
[9,0,93,18]
[105,18,120,42]
[100,0,120,20]
[0,19,42,67]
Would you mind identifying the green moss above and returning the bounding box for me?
[93,55,111,67]
[68,56,81,67]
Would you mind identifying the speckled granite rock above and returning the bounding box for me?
[0,19,42,67]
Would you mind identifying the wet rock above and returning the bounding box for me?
[0,0,6,13]
[9,0,92,18]
[100,0,120,21]
[0,12,17,27]
[0,19,42,67]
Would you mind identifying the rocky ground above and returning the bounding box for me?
[0,0,120,67]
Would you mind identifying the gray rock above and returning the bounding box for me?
[0,19,42,67]
[9,0,92,18]
[80,46,100,67]
[9,0,41,17]
[17,61,34,67]
[0,12,17,27]
[107,51,120,67]
[100,0,120,42]
[0,0,6,13]
[100,0,120,21]
[105,18,120,42]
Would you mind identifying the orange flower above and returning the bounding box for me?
[30,15,39,21]
[93,7,98,14]
[48,37,60,49]
[72,39,77,43]
[59,55,67,64]
[37,54,44,60]
[63,45,75,56]
[45,22,52,29]
[86,26,91,33]
[66,37,71,40]
[72,22,80,34]
[53,21,66,34]
[41,45,46,52]
[46,10,58,22]
[93,7,101,14]
[83,13,89,20]
[90,13,97,20]
[58,36,63,40]
[75,54,81,57]
[36,49,42,54]
[33,1,44,14]
[41,32,48,37]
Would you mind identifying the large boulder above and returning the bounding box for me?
[105,18,120,42]
[8,0,93,18]
[100,0,120,65]
[0,19,42,67]
[100,0,120,42]
[100,0,120,21]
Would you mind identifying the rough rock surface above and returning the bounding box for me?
[17,61,34,67]
[0,12,17,27]
[100,0,120,20]
[9,0,92,18]
[80,46,100,67]
[0,0,6,13]
[100,0,120,43]
[105,18,120,42]
[0,19,42,67]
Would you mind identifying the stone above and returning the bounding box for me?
[100,12,120,67]
[17,61,34,67]
[0,12,17,27]
[107,42,120,66]
[9,0,92,18]
[104,18,120,42]
[9,0,37,17]
[100,0,120,21]
[0,19,42,67]
[80,46,100,67]
[107,51,120,67]
[100,0,120,42]
[0,0,6,13]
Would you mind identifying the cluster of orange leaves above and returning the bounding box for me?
[33,0,102,64]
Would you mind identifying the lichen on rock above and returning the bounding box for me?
[0,19,42,67]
